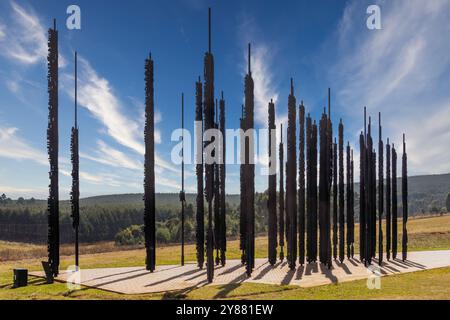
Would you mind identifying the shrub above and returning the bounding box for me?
[115,225,144,246]
[156,227,171,243]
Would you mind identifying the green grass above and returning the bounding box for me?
[1,215,450,300]
[1,266,449,300]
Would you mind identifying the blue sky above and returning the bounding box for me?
[0,0,449,199]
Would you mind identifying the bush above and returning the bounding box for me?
[156,227,171,243]
[115,225,144,246]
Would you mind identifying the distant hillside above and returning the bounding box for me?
[78,193,241,208]
[79,173,450,212]
[0,173,448,244]
[352,173,450,214]
[0,173,449,213]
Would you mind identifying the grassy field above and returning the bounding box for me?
[0,215,449,300]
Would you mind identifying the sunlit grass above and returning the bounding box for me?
[0,215,449,300]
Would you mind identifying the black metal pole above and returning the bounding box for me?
[180,93,185,266]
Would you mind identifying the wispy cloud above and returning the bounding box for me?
[0,23,5,40]
[1,2,47,65]
[0,126,47,165]
[62,55,179,177]
[329,0,450,175]
[0,1,65,107]
[0,185,47,198]
[67,56,144,155]
[247,44,280,126]
[60,168,129,187]
[81,140,142,171]
[238,14,287,179]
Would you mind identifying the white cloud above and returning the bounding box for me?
[0,185,47,198]
[1,2,47,64]
[0,2,66,67]
[61,167,134,188]
[68,56,144,155]
[0,23,5,40]
[81,140,142,171]
[330,0,450,176]
[246,44,280,126]
[63,55,179,177]
[0,126,47,165]
[6,80,20,93]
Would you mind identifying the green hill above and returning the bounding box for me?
[0,173,448,244]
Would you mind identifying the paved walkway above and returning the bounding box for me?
[30,250,450,294]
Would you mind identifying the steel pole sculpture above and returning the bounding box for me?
[144,53,156,272]
[298,102,306,265]
[268,99,277,265]
[70,51,80,268]
[392,144,398,260]
[370,117,377,261]
[319,109,332,268]
[240,105,247,264]
[286,79,297,270]
[47,19,60,277]
[402,134,408,261]
[346,142,351,259]
[370,119,377,259]
[350,149,355,258]
[195,77,205,269]
[327,90,333,267]
[359,128,366,263]
[333,139,338,260]
[180,93,186,266]
[311,120,318,262]
[219,92,226,266]
[279,124,285,262]
[338,120,345,263]
[214,100,220,265]
[306,115,318,263]
[385,138,391,260]
[204,8,215,282]
[366,115,373,264]
[244,43,255,276]
[378,113,384,265]
[306,116,312,262]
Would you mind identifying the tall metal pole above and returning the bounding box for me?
[378,113,384,265]
[279,124,285,262]
[338,120,345,263]
[386,138,391,260]
[298,102,305,265]
[195,77,204,269]
[392,144,398,259]
[47,19,60,277]
[333,139,338,260]
[219,92,226,266]
[180,93,185,266]
[71,51,80,268]
[204,7,215,282]
[286,79,297,270]
[402,134,408,261]
[244,43,255,276]
[268,99,277,265]
[144,53,156,272]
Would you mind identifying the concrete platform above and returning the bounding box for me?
[30,250,450,294]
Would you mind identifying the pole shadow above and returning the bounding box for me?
[319,263,338,284]
[335,261,352,275]
[280,269,295,285]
